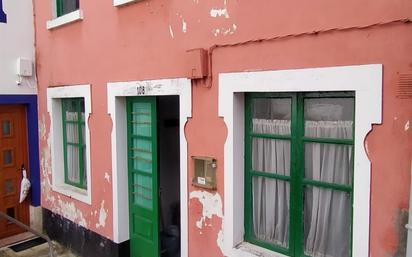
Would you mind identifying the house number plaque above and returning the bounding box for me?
[136,85,146,95]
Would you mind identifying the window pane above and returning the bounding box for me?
[132,138,152,174]
[304,98,354,139]
[4,179,14,195]
[132,103,152,137]
[252,177,289,248]
[3,149,12,166]
[66,123,79,144]
[67,145,80,184]
[64,99,78,121]
[2,120,11,136]
[133,173,152,210]
[305,143,353,185]
[252,98,291,135]
[252,138,290,176]
[304,187,351,257]
[61,0,79,16]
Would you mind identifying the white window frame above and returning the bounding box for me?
[47,0,83,30]
[47,84,92,204]
[218,64,382,257]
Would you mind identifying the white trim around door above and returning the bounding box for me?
[107,78,191,257]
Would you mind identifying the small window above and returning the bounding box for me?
[62,98,87,189]
[2,120,11,137]
[3,149,13,167]
[245,92,354,257]
[56,0,79,17]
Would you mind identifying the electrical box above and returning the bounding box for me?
[16,58,32,77]
[192,156,217,190]
[186,48,208,79]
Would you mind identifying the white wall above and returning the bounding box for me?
[0,0,36,95]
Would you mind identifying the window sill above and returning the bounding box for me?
[114,0,141,7]
[52,183,91,205]
[232,243,288,257]
[46,10,83,30]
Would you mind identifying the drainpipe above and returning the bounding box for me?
[406,157,412,257]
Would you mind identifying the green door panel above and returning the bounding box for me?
[127,97,159,257]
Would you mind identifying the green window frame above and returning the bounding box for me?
[56,0,79,17]
[62,98,87,189]
[244,91,355,257]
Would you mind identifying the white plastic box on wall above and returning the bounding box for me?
[16,58,32,77]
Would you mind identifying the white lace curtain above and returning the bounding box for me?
[65,111,86,185]
[252,118,352,257]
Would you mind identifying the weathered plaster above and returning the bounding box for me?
[213,24,237,37]
[96,200,108,228]
[182,19,187,33]
[104,172,111,183]
[210,8,229,19]
[405,120,410,131]
[189,190,223,229]
[169,25,175,38]
[53,197,88,228]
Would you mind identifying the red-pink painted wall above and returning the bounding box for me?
[34,0,412,256]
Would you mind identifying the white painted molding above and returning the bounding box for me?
[218,64,382,257]
[114,0,141,7]
[47,10,83,30]
[107,78,192,257]
[47,84,92,205]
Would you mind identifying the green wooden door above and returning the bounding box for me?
[127,97,159,257]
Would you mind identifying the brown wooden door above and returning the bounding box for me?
[0,105,29,239]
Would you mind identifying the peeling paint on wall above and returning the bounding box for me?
[40,117,90,231]
[182,19,187,33]
[217,228,225,254]
[405,120,410,131]
[52,197,88,228]
[169,25,175,38]
[96,200,108,228]
[104,172,111,183]
[190,190,223,229]
[39,114,46,141]
[210,8,229,18]
[212,24,237,37]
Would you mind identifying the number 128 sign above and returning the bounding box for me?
[0,0,7,24]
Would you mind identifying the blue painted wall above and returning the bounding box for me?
[0,95,40,206]
[0,0,6,23]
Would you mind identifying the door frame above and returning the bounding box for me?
[107,78,191,257]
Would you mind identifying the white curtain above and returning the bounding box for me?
[66,111,80,184]
[252,119,290,247]
[304,121,352,257]
[251,119,352,257]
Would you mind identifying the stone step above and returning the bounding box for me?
[0,240,78,257]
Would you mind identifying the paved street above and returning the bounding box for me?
[0,240,77,257]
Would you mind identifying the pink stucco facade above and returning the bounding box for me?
[34,1,412,256]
